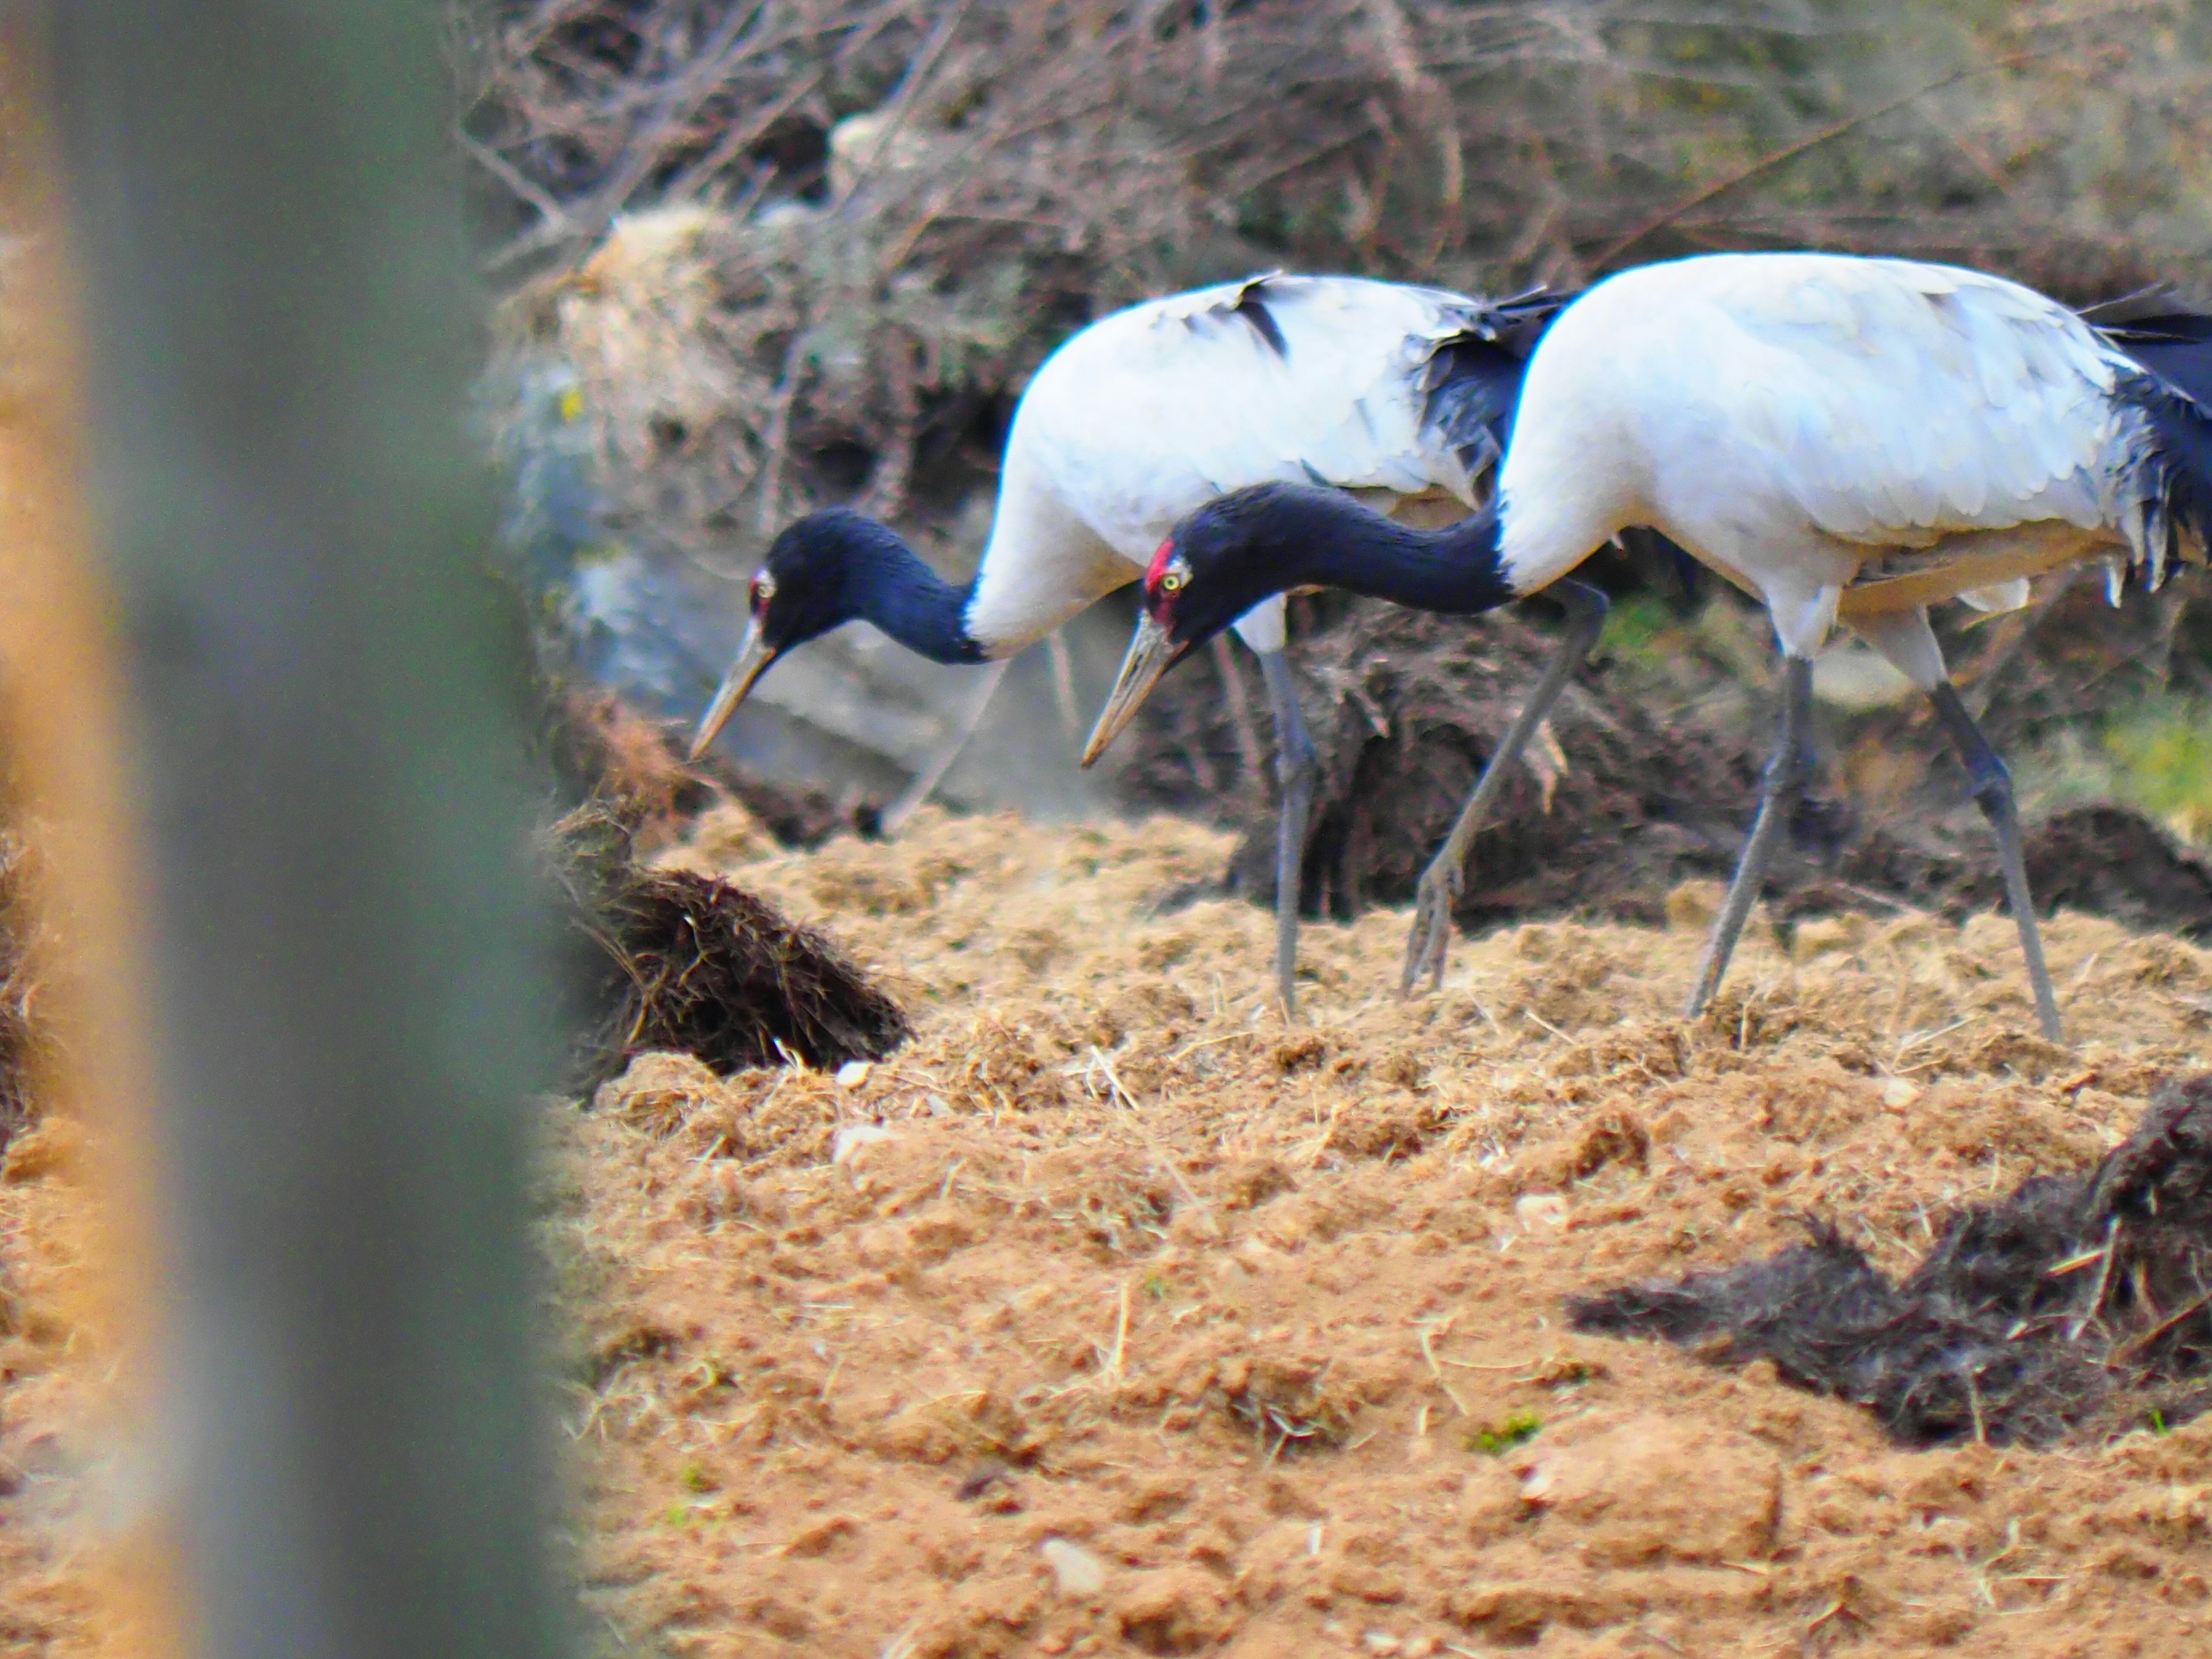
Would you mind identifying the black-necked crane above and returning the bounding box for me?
[1080,251,2212,1043]
[687,272,1573,1016]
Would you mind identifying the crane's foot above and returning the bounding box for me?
[1400,859,1461,997]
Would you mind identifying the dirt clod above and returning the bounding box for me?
[1518,1413,1782,1566]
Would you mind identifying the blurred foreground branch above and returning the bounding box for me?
[47,4,565,1656]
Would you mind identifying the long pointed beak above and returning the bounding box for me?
[688,621,778,761]
[1081,613,1185,768]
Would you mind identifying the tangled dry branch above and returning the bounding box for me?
[465,1,2212,568]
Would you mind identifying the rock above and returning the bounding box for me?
[1041,1537,1109,1599]
[1520,1412,1781,1567]
[1514,1193,1568,1230]
[831,1123,899,1165]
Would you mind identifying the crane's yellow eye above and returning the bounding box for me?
[751,573,777,609]
[1159,571,1184,593]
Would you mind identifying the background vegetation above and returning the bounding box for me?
[455,0,2212,839]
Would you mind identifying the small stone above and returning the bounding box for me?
[831,1123,899,1165]
[1041,1538,1109,1598]
[1882,1077,1919,1112]
[1362,1634,1402,1655]
[835,1060,873,1090]
[1514,1194,1568,1230]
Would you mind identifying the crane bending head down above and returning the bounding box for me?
[689,508,986,761]
[1081,484,1513,764]
[1082,249,2212,1041]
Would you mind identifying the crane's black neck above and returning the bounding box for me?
[1264,491,1514,615]
[819,516,990,664]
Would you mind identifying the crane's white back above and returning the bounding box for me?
[1494,253,2158,654]
[965,275,1503,652]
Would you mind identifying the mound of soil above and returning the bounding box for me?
[546,803,907,1085]
[1122,599,2212,941]
[1123,598,1765,925]
[1571,1075,2212,1447]
[1793,803,2212,941]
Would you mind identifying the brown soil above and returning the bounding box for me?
[0,1117,108,1657]
[554,808,2212,1659]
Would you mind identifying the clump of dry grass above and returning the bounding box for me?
[0,813,52,1146]
[547,800,910,1085]
[1572,1073,2212,1447]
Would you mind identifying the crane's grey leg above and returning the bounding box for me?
[883,657,1011,834]
[1402,580,1609,997]
[1686,653,1815,1019]
[1256,647,1318,1020]
[1927,681,2063,1042]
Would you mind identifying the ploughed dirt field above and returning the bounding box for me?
[4,804,2212,1656]
[553,806,2212,1659]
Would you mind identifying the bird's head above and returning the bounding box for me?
[688,509,874,760]
[1081,483,1332,767]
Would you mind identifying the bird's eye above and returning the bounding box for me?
[751,573,777,611]
[1158,571,1184,593]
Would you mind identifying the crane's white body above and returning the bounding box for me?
[1492,252,2182,679]
[965,274,1500,656]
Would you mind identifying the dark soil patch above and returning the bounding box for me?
[1569,1074,2212,1447]
[1789,804,2212,940]
[2024,806,2212,938]
[1119,599,2212,941]
[1120,597,1764,926]
[547,803,908,1088]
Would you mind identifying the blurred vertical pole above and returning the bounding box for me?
[39,5,564,1658]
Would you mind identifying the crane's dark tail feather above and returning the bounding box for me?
[1422,286,1703,603]
[2101,308,2212,409]
[2113,332,2212,593]
[1418,286,1578,482]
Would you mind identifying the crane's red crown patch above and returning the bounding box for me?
[1146,538,1176,589]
